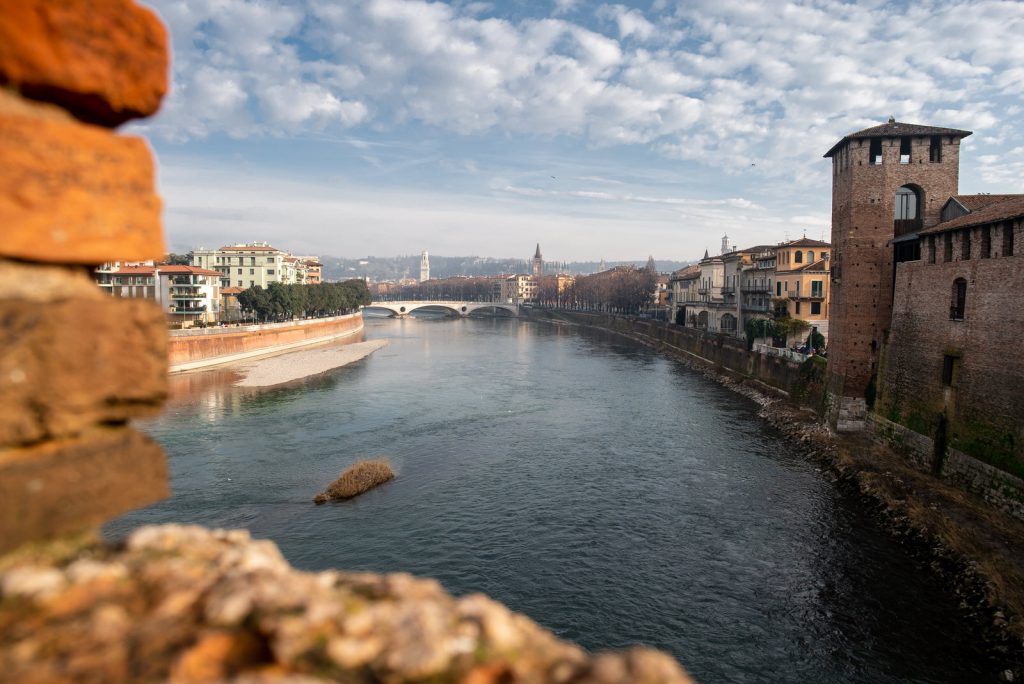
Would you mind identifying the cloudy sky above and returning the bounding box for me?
[135,0,1024,262]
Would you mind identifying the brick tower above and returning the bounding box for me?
[824,118,971,429]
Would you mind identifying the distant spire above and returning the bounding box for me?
[534,243,542,259]
[703,249,709,259]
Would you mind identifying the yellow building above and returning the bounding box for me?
[772,238,831,343]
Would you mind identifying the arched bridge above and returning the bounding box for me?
[365,301,521,317]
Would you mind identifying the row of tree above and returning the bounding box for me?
[559,265,657,314]
[236,280,371,322]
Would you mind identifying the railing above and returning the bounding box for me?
[744,302,770,312]
[788,293,824,300]
[741,284,771,293]
[171,292,208,299]
[697,287,709,294]
[721,285,735,294]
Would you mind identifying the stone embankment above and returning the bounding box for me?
[0,525,693,684]
[537,310,1024,680]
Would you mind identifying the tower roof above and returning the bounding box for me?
[824,119,972,158]
[534,243,542,258]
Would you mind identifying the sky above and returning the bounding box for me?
[135,0,1024,263]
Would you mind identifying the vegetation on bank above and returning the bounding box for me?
[314,459,395,503]
[237,280,371,322]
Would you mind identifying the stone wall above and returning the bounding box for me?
[876,238,1024,480]
[168,313,364,371]
[870,415,1024,521]
[0,0,170,555]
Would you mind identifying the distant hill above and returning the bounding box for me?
[321,255,693,282]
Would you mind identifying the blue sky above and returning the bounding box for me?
[135,0,1024,262]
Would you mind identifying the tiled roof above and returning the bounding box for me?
[220,287,245,294]
[670,264,701,280]
[948,194,1022,212]
[824,119,971,157]
[779,237,831,248]
[158,265,224,276]
[114,266,156,275]
[790,258,829,272]
[922,194,1024,235]
[218,245,281,252]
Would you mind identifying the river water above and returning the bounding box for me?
[108,315,995,682]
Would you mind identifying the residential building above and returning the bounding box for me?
[94,263,221,326]
[739,247,775,334]
[500,274,537,302]
[668,264,700,325]
[191,242,320,289]
[772,238,831,344]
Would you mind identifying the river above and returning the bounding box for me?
[107,315,995,682]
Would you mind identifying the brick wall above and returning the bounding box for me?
[827,135,963,402]
[876,221,1024,480]
[0,1,170,554]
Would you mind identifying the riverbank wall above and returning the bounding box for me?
[535,310,827,410]
[168,312,364,373]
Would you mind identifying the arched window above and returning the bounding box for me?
[895,186,918,220]
[950,278,966,320]
[795,251,803,264]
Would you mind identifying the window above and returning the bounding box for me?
[795,301,801,314]
[942,355,960,387]
[267,269,275,275]
[250,257,256,265]
[250,280,255,287]
[929,136,942,163]
[811,302,821,315]
[237,280,242,287]
[811,280,823,298]
[928,235,937,263]
[1004,222,1015,257]
[869,138,883,164]
[237,268,242,274]
[961,230,971,260]
[249,268,255,275]
[943,233,953,262]
[895,186,918,220]
[267,257,274,263]
[795,251,803,264]
[899,136,911,164]
[113,276,121,285]
[981,226,991,259]
[777,282,782,296]
[808,251,814,262]
[950,278,966,320]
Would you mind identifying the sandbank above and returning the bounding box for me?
[233,339,388,388]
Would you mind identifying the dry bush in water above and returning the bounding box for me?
[314,459,395,503]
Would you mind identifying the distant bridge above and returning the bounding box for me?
[365,300,520,317]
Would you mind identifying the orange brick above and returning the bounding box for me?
[0,427,168,554]
[0,0,168,126]
[0,296,168,448]
[0,112,165,263]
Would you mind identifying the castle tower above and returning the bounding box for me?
[419,250,429,283]
[532,243,543,278]
[824,118,971,426]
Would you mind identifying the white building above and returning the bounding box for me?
[191,242,319,289]
[94,263,221,326]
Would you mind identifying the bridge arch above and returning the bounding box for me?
[365,301,520,317]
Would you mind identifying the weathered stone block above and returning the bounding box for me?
[0,112,165,263]
[0,296,168,447]
[0,427,168,554]
[0,0,168,126]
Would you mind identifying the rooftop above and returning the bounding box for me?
[922,194,1024,235]
[824,118,972,158]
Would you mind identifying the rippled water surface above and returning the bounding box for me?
[109,316,995,682]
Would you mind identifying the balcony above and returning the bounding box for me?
[169,305,207,314]
[741,284,771,293]
[743,301,770,312]
[721,285,735,294]
[788,292,825,301]
[171,292,208,300]
[697,286,709,294]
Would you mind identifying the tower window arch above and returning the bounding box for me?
[950,278,967,320]
[895,185,923,236]
[795,251,803,264]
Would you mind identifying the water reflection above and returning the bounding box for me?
[115,317,994,683]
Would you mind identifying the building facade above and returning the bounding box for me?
[191,243,321,289]
[95,263,221,326]
[823,118,971,420]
